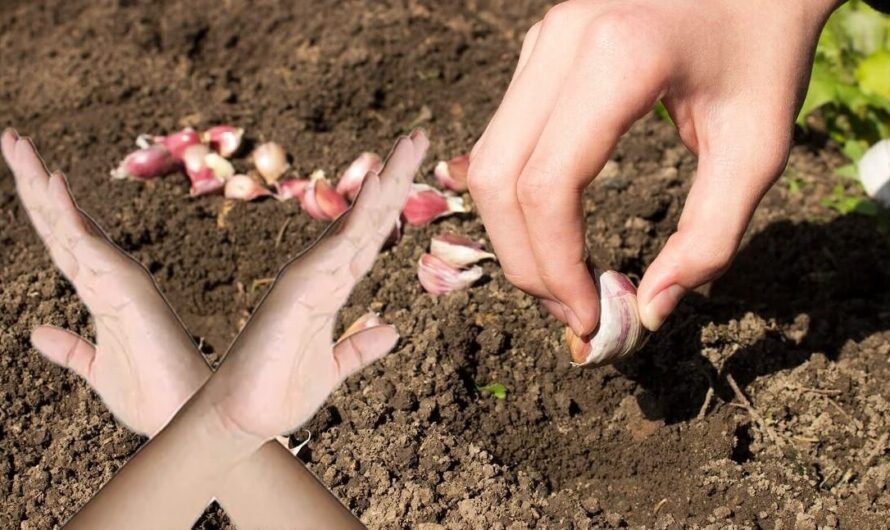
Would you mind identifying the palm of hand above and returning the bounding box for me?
[211,132,426,439]
[2,131,207,436]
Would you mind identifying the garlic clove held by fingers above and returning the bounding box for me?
[565,270,647,367]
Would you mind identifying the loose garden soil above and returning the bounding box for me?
[1,1,888,528]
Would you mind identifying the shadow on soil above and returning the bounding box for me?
[621,214,890,423]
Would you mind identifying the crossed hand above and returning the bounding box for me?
[1,128,429,529]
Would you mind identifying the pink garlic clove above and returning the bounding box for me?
[274,178,310,201]
[430,233,496,267]
[252,141,290,185]
[433,154,470,192]
[417,253,483,295]
[203,125,244,157]
[336,311,386,344]
[299,172,349,220]
[225,174,271,201]
[183,144,235,197]
[403,184,467,226]
[110,145,177,180]
[565,270,648,367]
[157,128,203,161]
[336,152,384,200]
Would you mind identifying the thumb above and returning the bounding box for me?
[332,325,399,379]
[30,325,97,382]
[638,128,790,331]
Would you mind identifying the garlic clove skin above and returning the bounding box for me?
[203,125,244,158]
[430,233,496,267]
[336,311,386,344]
[336,152,384,200]
[158,128,203,162]
[433,154,470,192]
[274,178,310,201]
[417,253,483,295]
[858,139,890,208]
[403,184,467,226]
[110,145,177,180]
[299,174,349,220]
[565,270,648,367]
[225,174,271,201]
[183,144,234,197]
[252,141,290,185]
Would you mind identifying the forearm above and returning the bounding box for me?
[66,390,259,530]
[218,441,364,530]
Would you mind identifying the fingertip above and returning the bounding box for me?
[639,283,685,332]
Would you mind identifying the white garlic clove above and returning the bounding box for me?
[252,141,290,185]
[225,174,271,201]
[566,270,648,367]
[203,125,244,158]
[336,311,386,344]
[417,253,483,295]
[430,233,496,268]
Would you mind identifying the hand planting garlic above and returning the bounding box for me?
[403,183,466,226]
[110,144,178,180]
[336,152,384,200]
[434,154,469,192]
[564,270,647,367]
[252,141,290,185]
[858,139,890,208]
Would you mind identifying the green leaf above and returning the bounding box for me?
[856,51,890,98]
[798,61,839,124]
[654,101,674,125]
[841,139,870,162]
[834,163,859,179]
[477,382,507,400]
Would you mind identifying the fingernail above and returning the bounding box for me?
[641,284,686,331]
[3,128,19,140]
[562,303,587,337]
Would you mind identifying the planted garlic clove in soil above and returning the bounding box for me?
[565,270,647,367]
[858,139,890,208]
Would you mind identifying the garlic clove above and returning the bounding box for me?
[336,152,384,200]
[252,141,290,185]
[158,128,203,161]
[417,253,483,295]
[183,144,234,197]
[430,233,496,267]
[336,311,386,344]
[225,174,271,201]
[565,270,648,367]
[203,125,244,158]
[274,178,310,201]
[299,174,349,220]
[433,154,470,192]
[110,145,177,180]
[403,183,467,226]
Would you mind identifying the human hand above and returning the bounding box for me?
[1,129,209,436]
[205,130,428,441]
[467,0,841,336]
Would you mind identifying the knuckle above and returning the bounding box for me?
[541,2,580,29]
[466,162,500,199]
[516,164,558,210]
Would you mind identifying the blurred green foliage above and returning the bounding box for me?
[476,382,507,400]
[798,1,890,166]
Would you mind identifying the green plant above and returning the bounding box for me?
[798,1,890,170]
[477,382,507,400]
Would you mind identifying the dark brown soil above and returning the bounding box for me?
[2,1,889,528]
